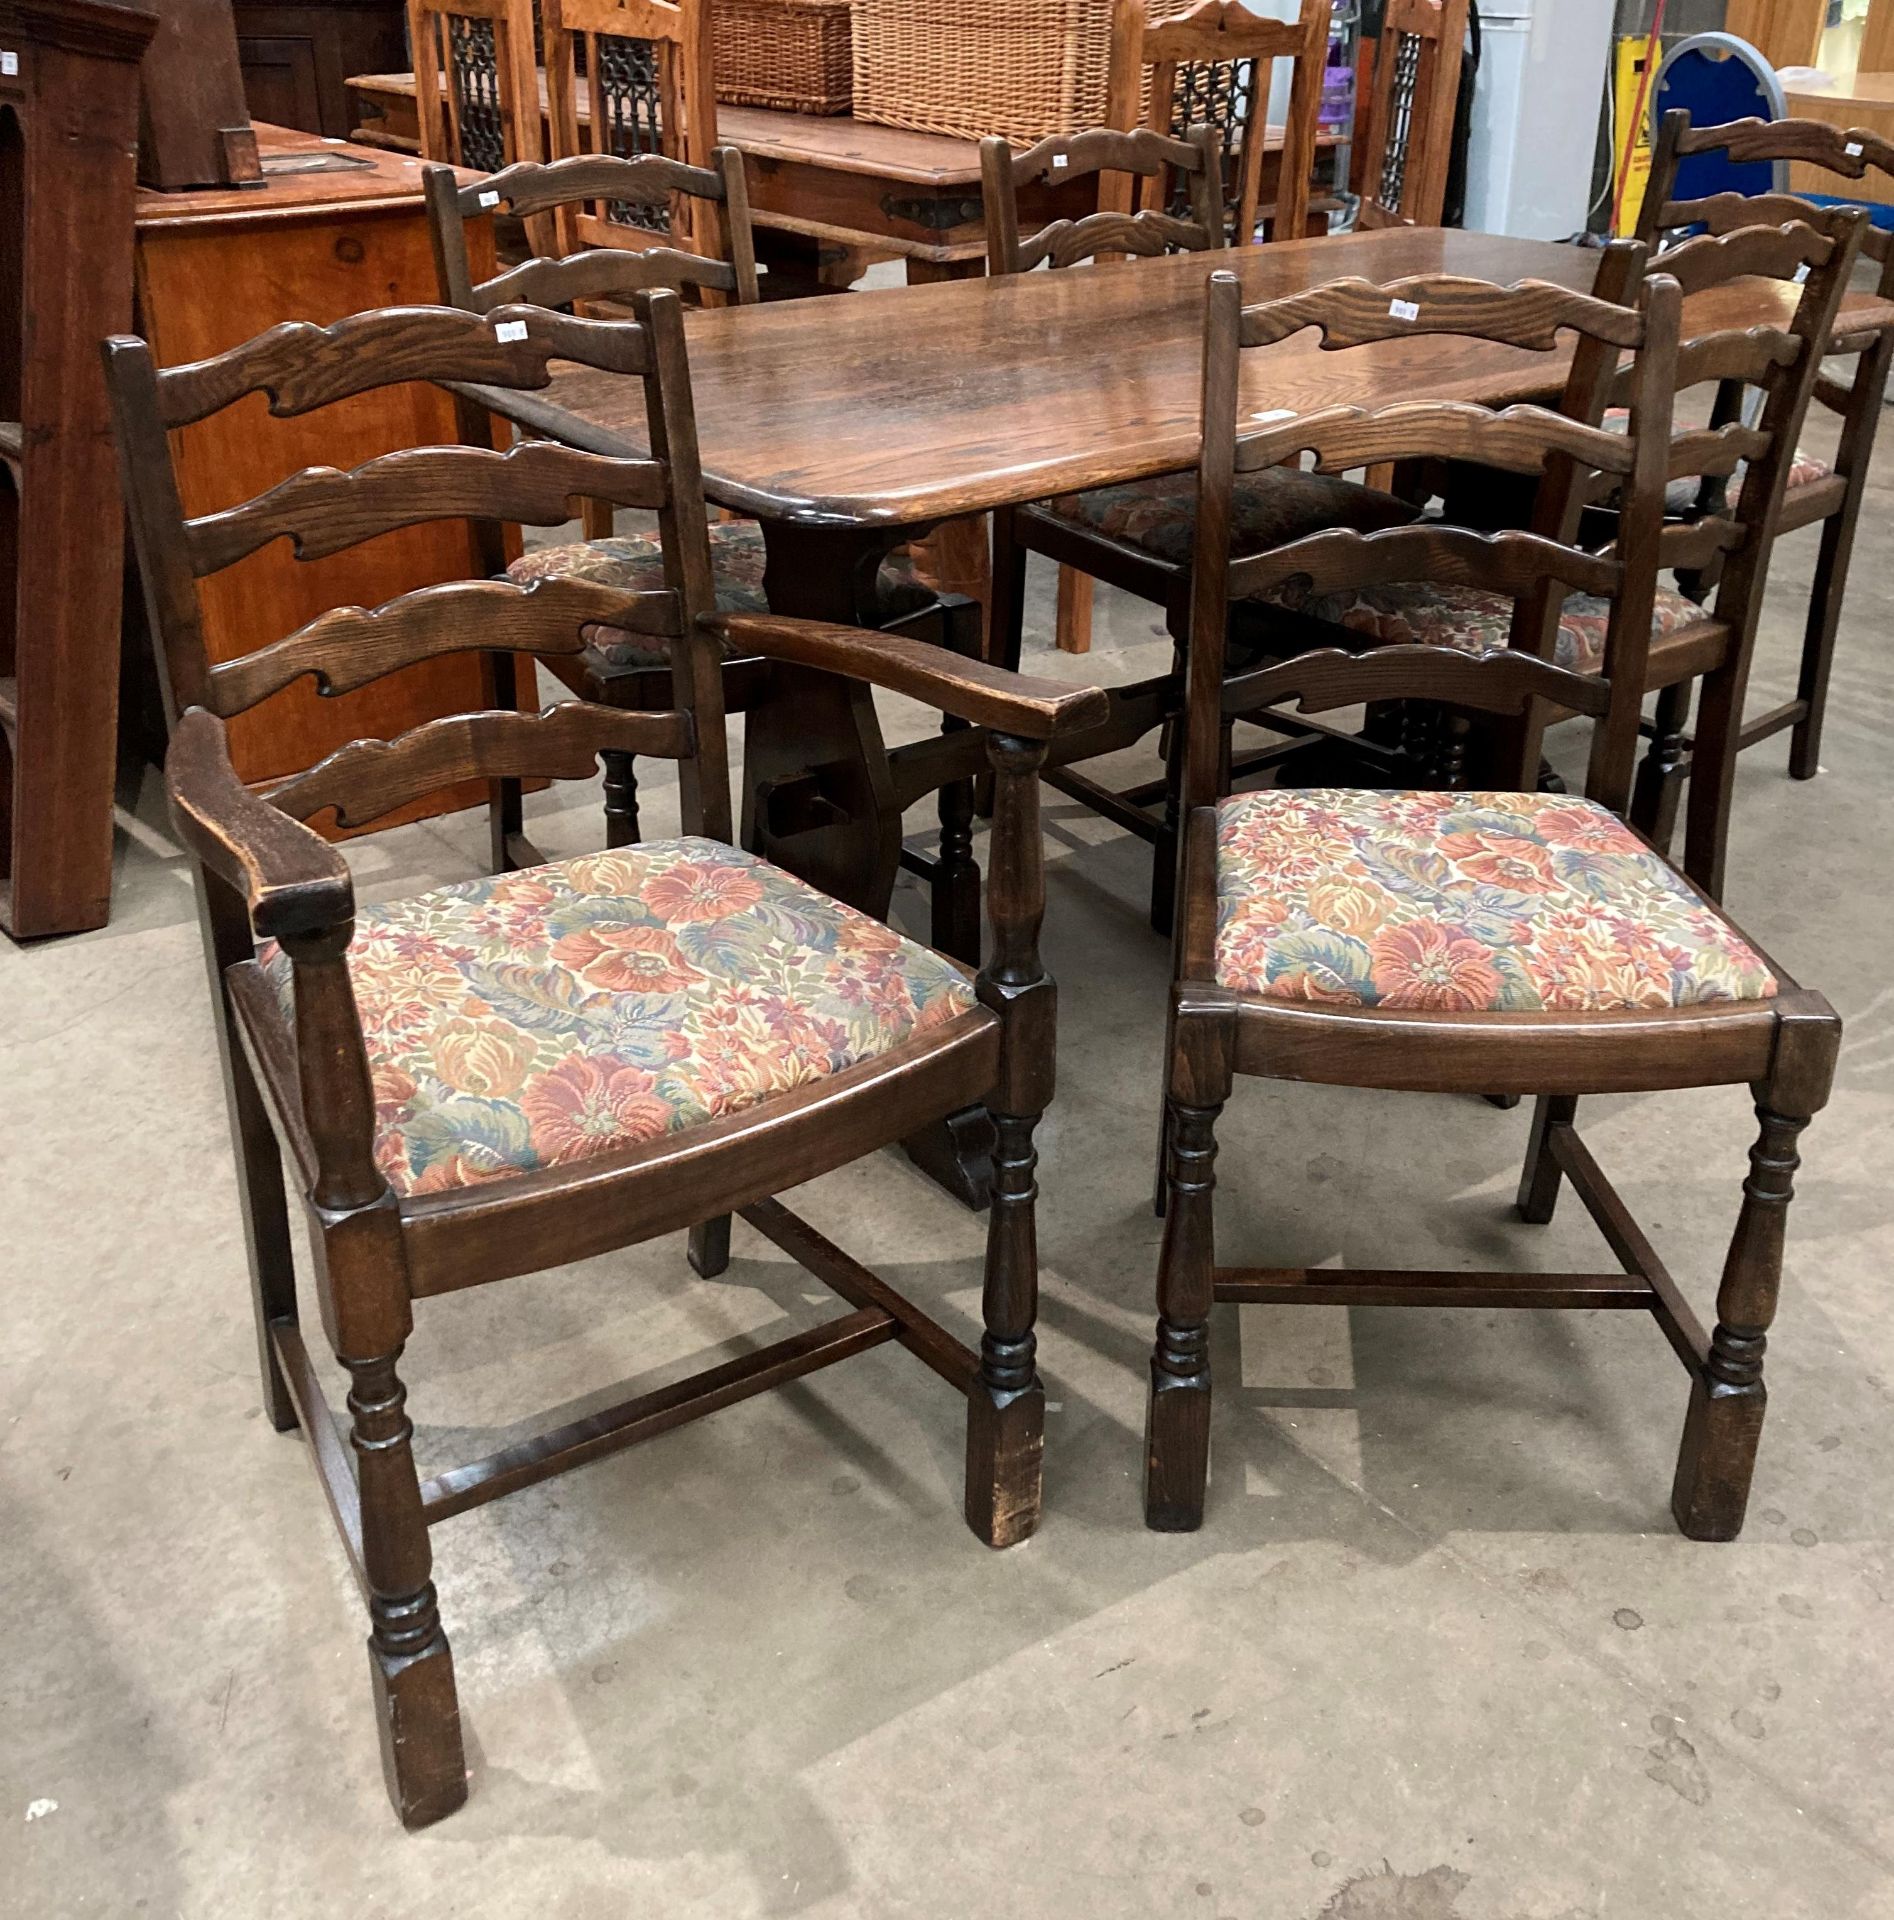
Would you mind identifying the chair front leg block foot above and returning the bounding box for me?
[964,1378,1044,1550]
[688,1214,733,1279]
[1670,1374,1767,1543]
[368,1630,467,1831]
[1143,1362,1211,1532]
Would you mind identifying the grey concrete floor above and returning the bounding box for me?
[6,453,1894,1916]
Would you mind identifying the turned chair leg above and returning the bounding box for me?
[965,1109,1046,1548]
[345,1346,467,1828]
[1145,1095,1221,1531]
[1789,511,1850,781]
[601,750,641,849]
[688,1215,732,1278]
[1516,1094,1578,1225]
[1670,1104,1812,1542]
[1632,681,1692,855]
[227,1014,301,1432]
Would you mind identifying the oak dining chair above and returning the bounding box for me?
[1635,110,1894,798]
[981,124,1417,928]
[1354,0,1469,230]
[1145,265,1841,1544]
[1269,207,1864,902]
[407,0,542,172]
[106,292,1105,1828]
[1107,0,1330,247]
[424,154,987,958]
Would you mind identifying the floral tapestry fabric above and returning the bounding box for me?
[1041,466,1417,566]
[508,523,931,667]
[1254,578,1707,674]
[1599,409,1831,509]
[1214,788,1777,1013]
[259,839,976,1198]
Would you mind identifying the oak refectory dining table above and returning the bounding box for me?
[464,223,1894,1199]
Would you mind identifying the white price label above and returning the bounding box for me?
[478,188,501,208]
[1,52,18,75]
[494,319,529,343]
[1846,140,1865,158]
[1251,407,1297,423]
[1052,153,1068,169]
[1388,298,1420,322]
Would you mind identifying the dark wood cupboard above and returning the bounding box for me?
[233,0,407,138]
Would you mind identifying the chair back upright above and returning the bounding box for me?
[1108,0,1328,246]
[425,148,760,312]
[1356,0,1469,229]
[544,0,717,254]
[408,0,543,171]
[1177,266,1683,839]
[981,126,1226,274]
[104,295,732,853]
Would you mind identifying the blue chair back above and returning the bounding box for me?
[1652,33,1789,200]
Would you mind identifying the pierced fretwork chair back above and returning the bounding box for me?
[408,0,543,171]
[1108,0,1328,245]
[425,149,759,312]
[1355,0,1468,229]
[1175,267,1686,832]
[104,295,733,855]
[544,0,717,257]
[981,126,1226,274]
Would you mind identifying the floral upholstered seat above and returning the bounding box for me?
[510,521,934,668]
[259,839,976,1198]
[1214,788,1777,1013]
[1599,408,1832,511]
[1039,465,1419,566]
[1255,578,1710,673]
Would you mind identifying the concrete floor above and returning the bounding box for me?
[7,436,1894,1915]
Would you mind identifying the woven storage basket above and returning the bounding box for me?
[714,0,854,115]
[851,0,1118,144]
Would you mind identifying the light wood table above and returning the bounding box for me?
[1783,70,1894,194]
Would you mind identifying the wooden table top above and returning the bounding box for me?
[497,225,1894,529]
[345,76,1336,187]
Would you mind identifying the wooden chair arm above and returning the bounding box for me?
[166,706,355,941]
[702,613,1110,741]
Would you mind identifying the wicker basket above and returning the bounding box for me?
[713,0,854,115]
[851,0,1118,144]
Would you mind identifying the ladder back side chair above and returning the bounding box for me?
[1354,0,1469,229]
[105,293,1106,1828]
[1637,110,1894,790]
[424,156,987,962]
[1108,0,1330,246]
[407,0,543,171]
[981,125,1420,931]
[1145,265,1841,1543]
[1269,207,1864,902]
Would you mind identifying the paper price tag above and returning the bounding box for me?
[494,319,529,343]
[1846,140,1865,158]
[1,52,18,75]
[478,189,501,208]
[1251,407,1297,423]
[1388,298,1420,322]
[1052,153,1068,169]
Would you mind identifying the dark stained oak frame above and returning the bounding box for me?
[423,151,988,967]
[1142,266,1843,1545]
[105,294,1108,1829]
[1636,110,1894,800]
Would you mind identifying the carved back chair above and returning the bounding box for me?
[407,0,542,171]
[422,156,983,961]
[1143,265,1841,1548]
[980,124,1226,275]
[1273,209,1862,902]
[1354,0,1469,229]
[1107,0,1329,246]
[1634,112,1894,793]
[105,294,1106,1830]
[544,0,716,255]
